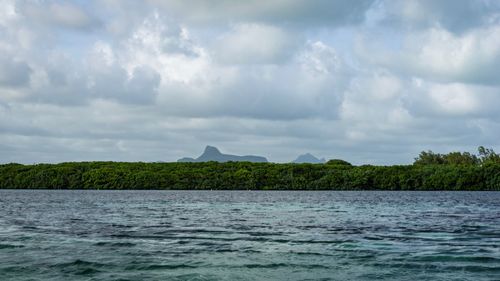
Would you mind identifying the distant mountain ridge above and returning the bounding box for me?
[292,153,325,164]
[178,146,268,163]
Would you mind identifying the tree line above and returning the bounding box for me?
[1,147,500,190]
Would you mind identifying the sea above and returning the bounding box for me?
[0,190,499,281]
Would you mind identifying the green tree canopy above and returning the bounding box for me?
[326,159,352,166]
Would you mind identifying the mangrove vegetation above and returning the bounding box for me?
[1,147,500,190]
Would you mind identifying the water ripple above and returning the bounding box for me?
[0,190,499,281]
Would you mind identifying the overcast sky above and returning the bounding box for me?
[1,0,500,164]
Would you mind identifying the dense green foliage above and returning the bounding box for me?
[413,146,500,166]
[1,147,499,190]
[326,159,352,166]
[0,160,499,190]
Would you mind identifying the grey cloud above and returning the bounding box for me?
[21,1,101,31]
[147,0,375,26]
[157,62,348,120]
[2,1,500,165]
[153,40,349,120]
[87,65,161,105]
[356,25,500,86]
[21,52,161,106]
[212,23,301,65]
[0,96,497,164]
[97,0,154,37]
[26,54,90,105]
[0,56,32,87]
[121,66,161,104]
[381,0,500,33]
[401,82,500,119]
[125,13,200,57]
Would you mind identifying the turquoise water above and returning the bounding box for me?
[0,190,499,281]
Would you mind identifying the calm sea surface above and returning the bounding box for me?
[0,190,499,281]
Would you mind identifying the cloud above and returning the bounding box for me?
[340,71,412,141]
[299,41,343,75]
[0,55,32,87]
[147,0,375,26]
[357,25,500,85]
[154,40,348,120]
[213,23,300,64]
[86,42,162,104]
[1,1,500,165]
[381,0,500,33]
[0,0,17,26]
[86,64,161,105]
[22,2,101,31]
[403,80,500,118]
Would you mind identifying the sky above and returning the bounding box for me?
[1,0,500,164]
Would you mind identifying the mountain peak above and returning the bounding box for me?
[203,145,221,155]
[178,145,268,163]
[292,153,325,164]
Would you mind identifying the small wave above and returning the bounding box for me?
[51,259,108,276]
[21,226,38,230]
[124,264,198,271]
[94,241,136,247]
[239,263,330,269]
[165,273,219,281]
[291,251,335,257]
[0,244,24,249]
[52,259,108,269]
[413,255,500,263]
[371,262,500,273]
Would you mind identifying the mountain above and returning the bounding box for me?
[177,157,196,162]
[292,153,326,164]
[177,146,268,163]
